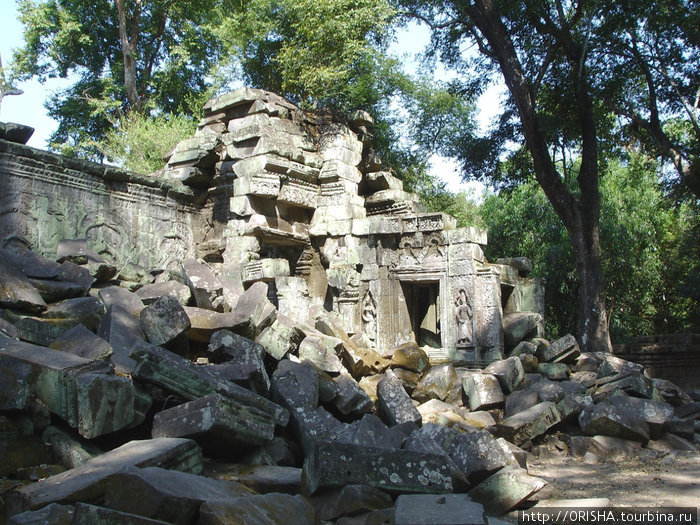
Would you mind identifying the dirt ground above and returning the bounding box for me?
[525,451,700,509]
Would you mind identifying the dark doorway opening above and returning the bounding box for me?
[401,280,441,348]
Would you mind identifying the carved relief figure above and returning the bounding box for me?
[455,288,473,345]
[361,289,377,342]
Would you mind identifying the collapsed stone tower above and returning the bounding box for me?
[156,88,544,365]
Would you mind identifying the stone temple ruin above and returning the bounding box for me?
[0,90,698,524]
[1,88,544,368]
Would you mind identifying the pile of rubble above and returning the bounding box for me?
[1,240,698,525]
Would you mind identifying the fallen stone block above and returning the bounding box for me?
[497,401,562,446]
[338,414,411,450]
[6,503,75,525]
[257,315,304,360]
[416,399,454,420]
[537,362,569,381]
[135,280,192,306]
[271,359,320,407]
[227,281,277,338]
[447,429,510,483]
[528,377,565,403]
[0,316,19,340]
[206,348,270,396]
[130,341,288,426]
[393,367,420,394]
[485,356,525,394]
[75,372,135,438]
[412,364,458,403]
[556,393,593,422]
[607,395,674,439]
[49,324,113,361]
[597,353,644,378]
[84,250,118,283]
[182,306,237,342]
[181,258,227,312]
[42,426,99,469]
[502,312,543,347]
[198,493,318,525]
[389,342,429,373]
[2,245,61,280]
[507,340,538,358]
[301,441,453,496]
[0,249,47,314]
[394,493,486,525]
[204,463,302,494]
[7,438,203,515]
[56,239,87,264]
[593,372,654,401]
[578,399,651,442]
[28,277,84,303]
[97,305,145,373]
[98,286,145,318]
[505,389,540,417]
[311,484,394,521]
[298,334,345,373]
[140,295,191,352]
[462,373,505,411]
[152,393,276,454]
[332,373,374,416]
[537,334,580,363]
[0,356,33,410]
[468,466,547,515]
[377,369,422,426]
[71,502,170,525]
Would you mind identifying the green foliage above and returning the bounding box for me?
[481,157,700,341]
[97,113,197,175]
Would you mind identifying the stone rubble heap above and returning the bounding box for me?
[1,240,699,525]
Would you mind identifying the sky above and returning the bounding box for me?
[0,1,503,195]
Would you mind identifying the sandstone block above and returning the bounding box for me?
[485,356,525,393]
[537,334,580,363]
[0,248,46,313]
[311,484,393,522]
[140,295,191,350]
[298,334,344,373]
[227,281,277,338]
[394,494,486,525]
[75,372,135,438]
[446,430,509,483]
[56,239,87,264]
[390,342,429,373]
[257,315,304,360]
[332,373,374,416]
[412,364,458,403]
[49,324,113,361]
[462,373,505,411]
[135,281,192,306]
[98,285,145,317]
[198,493,318,525]
[497,401,562,446]
[502,312,543,347]
[505,389,540,417]
[97,305,145,373]
[468,466,547,515]
[377,369,422,426]
[578,399,651,442]
[181,258,227,312]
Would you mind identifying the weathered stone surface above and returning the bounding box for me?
[204,463,302,494]
[301,441,453,496]
[462,373,505,411]
[28,277,83,303]
[394,494,486,525]
[0,249,46,313]
[183,306,237,342]
[7,438,203,515]
[84,250,118,283]
[606,395,674,439]
[596,353,645,377]
[57,262,96,296]
[207,330,269,395]
[97,305,145,373]
[6,503,75,525]
[71,502,170,525]
[56,239,87,264]
[75,372,135,438]
[537,334,580,363]
[412,364,458,403]
[257,315,304,360]
[468,466,547,515]
[537,362,570,380]
[505,389,540,417]
[578,399,651,442]
[140,295,191,350]
[298,334,345,373]
[49,324,113,361]
[377,369,422,426]
[181,258,227,312]
[42,426,99,469]
[556,393,593,422]
[446,430,509,483]
[135,280,192,306]
[198,493,318,525]
[593,372,654,401]
[311,484,392,521]
[130,341,288,425]
[98,286,145,318]
[332,373,374,416]
[390,343,429,373]
[502,312,543,347]
[227,281,277,338]
[0,355,33,410]
[528,378,565,403]
[152,393,275,453]
[271,359,320,407]
[485,356,525,393]
[497,401,562,446]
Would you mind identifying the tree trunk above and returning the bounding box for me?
[466,0,612,353]
[115,0,142,113]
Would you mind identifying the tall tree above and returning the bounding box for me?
[12,0,237,158]
[399,0,615,352]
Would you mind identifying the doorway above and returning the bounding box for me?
[401,280,441,348]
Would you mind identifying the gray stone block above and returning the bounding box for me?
[394,494,486,525]
[578,399,651,442]
[135,280,192,306]
[97,305,145,374]
[0,248,47,314]
[377,369,422,426]
[412,363,458,403]
[311,484,393,521]
[49,324,113,361]
[485,356,525,393]
[497,401,562,446]
[446,430,509,483]
[71,502,170,525]
[537,334,580,363]
[462,373,505,411]
[98,285,145,318]
[468,466,547,515]
[140,295,191,350]
[181,258,227,312]
[332,373,374,416]
[198,493,318,525]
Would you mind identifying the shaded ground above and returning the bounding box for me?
[526,452,700,509]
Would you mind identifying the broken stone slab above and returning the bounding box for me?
[578,399,651,442]
[198,493,318,525]
[485,356,525,394]
[181,258,227,312]
[377,369,422,426]
[56,239,88,264]
[43,296,105,331]
[332,373,374,416]
[130,341,288,426]
[301,441,453,496]
[462,373,505,411]
[652,378,694,407]
[71,502,170,525]
[98,285,145,318]
[452,409,497,430]
[496,401,562,446]
[593,371,654,401]
[416,398,456,420]
[83,250,118,283]
[389,342,429,373]
[227,281,277,339]
[140,295,191,352]
[49,324,113,361]
[502,312,543,347]
[0,249,47,314]
[152,393,276,454]
[204,463,302,494]
[75,372,135,438]
[97,305,145,374]
[394,494,486,525]
[505,389,541,417]
[0,315,19,339]
[537,333,581,364]
[1,244,61,280]
[311,484,394,521]
[57,261,96,296]
[0,355,33,410]
[6,503,75,525]
[412,364,458,403]
[207,330,269,395]
[537,362,570,381]
[134,280,192,306]
[7,438,203,515]
[446,429,510,483]
[393,367,420,394]
[607,394,674,439]
[596,352,645,377]
[506,340,538,359]
[271,359,320,408]
[298,334,345,373]
[338,414,414,451]
[257,315,304,360]
[468,466,547,516]
[27,278,84,303]
[41,426,99,469]
[528,377,566,403]
[183,306,238,342]
[556,393,594,422]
